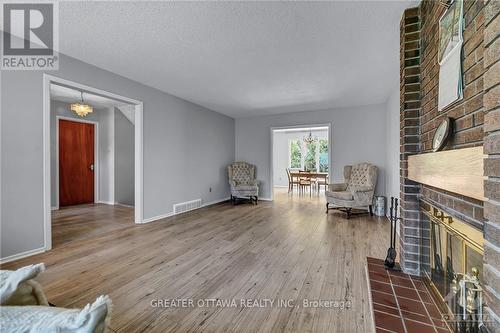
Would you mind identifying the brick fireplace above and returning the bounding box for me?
[399,1,499,331]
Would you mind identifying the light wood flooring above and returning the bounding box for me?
[3,189,390,333]
[52,203,133,248]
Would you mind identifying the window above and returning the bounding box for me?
[289,139,301,168]
[304,142,317,171]
[319,138,328,172]
[289,137,328,172]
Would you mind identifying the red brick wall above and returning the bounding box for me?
[419,0,486,228]
[400,7,422,276]
[482,0,500,331]
[400,1,500,330]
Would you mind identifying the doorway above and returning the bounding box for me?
[43,74,144,251]
[270,124,332,200]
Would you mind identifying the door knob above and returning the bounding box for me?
[90,164,94,171]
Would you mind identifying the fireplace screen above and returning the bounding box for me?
[420,201,485,332]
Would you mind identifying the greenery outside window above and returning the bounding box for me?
[304,143,317,171]
[289,139,302,168]
[289,137,328,172]
[319,138,328,172]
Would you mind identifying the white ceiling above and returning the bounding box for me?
[58,1,416,118]
[50,84,130,109]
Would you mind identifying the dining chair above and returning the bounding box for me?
[286,168,300,193]
[316,174,328,193]
[305,168,317,191]
[298,170,312,196]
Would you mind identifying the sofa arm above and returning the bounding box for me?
[328,183,348,191]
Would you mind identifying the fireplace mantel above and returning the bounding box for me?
[407,147,485,201]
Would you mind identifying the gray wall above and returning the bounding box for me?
[235,104,387,199]
[385,86,400,208]
[272,129,328,187]
[1,53,235,259]
[114,108,135,206]
[50,100,115,207]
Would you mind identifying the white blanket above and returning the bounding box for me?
[0,263,48,306]
[1,295,113,333]
[0,264,113,332]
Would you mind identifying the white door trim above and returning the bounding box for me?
[269,123,332,201]
[43,74,144,252]
[56,116,99,210]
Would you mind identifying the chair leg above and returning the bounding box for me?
[369,205,373,216]
[346,208,352,219]
[326,203,329,213]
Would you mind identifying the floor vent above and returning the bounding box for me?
[173,199,202,215]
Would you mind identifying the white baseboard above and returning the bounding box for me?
[97,200,115,205]
[51,206,58,211]
[141,197,230,224]
[0,246,46,264]
[273,185,288,188]
[142,211,175,224]
[201,197,230,208]
[114,202,134,208]
[259,197,273,201]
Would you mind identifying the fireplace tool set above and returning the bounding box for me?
[384,197,401,271]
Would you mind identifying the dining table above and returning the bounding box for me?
[289,171,329,194]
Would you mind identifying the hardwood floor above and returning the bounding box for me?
[2,189,390,332]
[52,203,133,248]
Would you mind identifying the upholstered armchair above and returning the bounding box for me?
[325,163,378,219]
[228,162,259,204]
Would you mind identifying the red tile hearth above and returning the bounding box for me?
[366,257,451,333]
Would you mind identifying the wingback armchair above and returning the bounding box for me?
[228,162,259,204]
[325,163,378,219]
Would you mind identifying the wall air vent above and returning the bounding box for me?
[173,199,202,215]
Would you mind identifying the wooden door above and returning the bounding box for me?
[59,119,95,206]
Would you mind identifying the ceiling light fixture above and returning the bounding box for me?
[71,91,93,117]
[303,129,317,145]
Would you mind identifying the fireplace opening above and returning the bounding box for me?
[420,200,486,332]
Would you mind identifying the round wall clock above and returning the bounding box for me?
[433,117,452,152]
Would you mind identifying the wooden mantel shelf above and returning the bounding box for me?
[407,147,486,201]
